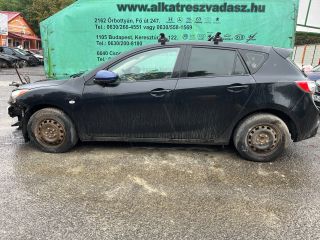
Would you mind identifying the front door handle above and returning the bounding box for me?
[227,84,249,93]
[150,88,172,97]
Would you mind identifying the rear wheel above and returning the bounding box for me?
[27,108,78,153]
[233,114,291,162]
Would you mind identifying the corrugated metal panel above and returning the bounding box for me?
[312,45,320,66]
[304,45,316,65]
[294,45,305,65]
[293,44,320,67]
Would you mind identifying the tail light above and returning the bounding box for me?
[295,81,316,94]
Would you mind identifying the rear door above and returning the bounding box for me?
[170,46,256,142]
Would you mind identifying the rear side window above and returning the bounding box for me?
[187,48,237,77]
[240,50,268,74]
[234,55,247,75]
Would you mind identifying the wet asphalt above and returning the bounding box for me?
[0,67,320,239]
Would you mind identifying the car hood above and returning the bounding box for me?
[18,79,68,90]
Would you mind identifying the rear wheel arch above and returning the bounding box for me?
[233,113,291,162]
[231,109,298,143]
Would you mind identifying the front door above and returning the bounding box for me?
[107,47,183,139]
[81,46,184,140]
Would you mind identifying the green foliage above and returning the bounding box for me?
[0,0,75,35]
[295,31,320,45]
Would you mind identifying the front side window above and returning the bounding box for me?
[187,48,238,77]
[109,48,180,82]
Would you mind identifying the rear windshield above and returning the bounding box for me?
[240,50,268,74]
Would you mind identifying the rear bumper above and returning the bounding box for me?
[292,94,320,141]
[314,93,320,111]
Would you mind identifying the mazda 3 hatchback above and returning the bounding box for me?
[8,42,320,162]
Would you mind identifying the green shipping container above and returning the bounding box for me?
[40,0,299,79]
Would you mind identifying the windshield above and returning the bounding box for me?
[14,49,28,56]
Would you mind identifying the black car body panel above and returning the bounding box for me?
[0,47,39,66]
[0,53,19,67]
[8,42,320,146]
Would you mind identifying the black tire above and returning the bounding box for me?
[27,108,78,153]
[233,114,291,162]
[18,61,24,68]
[0,59,9,68]
[22,60,28,67]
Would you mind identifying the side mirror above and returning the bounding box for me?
[94,70,119,86]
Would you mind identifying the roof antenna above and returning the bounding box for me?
[158,33,169,45]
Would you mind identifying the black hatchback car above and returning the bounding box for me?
[8,42,320,162]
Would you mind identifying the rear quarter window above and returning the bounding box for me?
[240,50,268,74]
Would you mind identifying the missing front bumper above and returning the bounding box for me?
[8,104,23,128]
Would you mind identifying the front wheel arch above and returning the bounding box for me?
[23,105,77,140]
[27,107,78,153]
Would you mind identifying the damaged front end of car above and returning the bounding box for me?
[8,89,30,141]
[8,68,32,141]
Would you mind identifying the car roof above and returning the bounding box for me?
[137,41,273,53]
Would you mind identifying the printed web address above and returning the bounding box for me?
[117,2,266,13]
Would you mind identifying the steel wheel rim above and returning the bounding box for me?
[247,124,280,154]
[36,119,66,147]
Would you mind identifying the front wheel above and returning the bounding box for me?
[22,60,28,67]
[27,108,78,153]
[0,59,9,68]
[233,114,291,162]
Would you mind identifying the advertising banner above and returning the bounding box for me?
[0,13,8,35]
[41,0,300,79]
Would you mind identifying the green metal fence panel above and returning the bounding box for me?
[40,0,300,79]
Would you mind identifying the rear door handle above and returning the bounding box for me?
[227,84,249,93]
[150,88,172,97]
